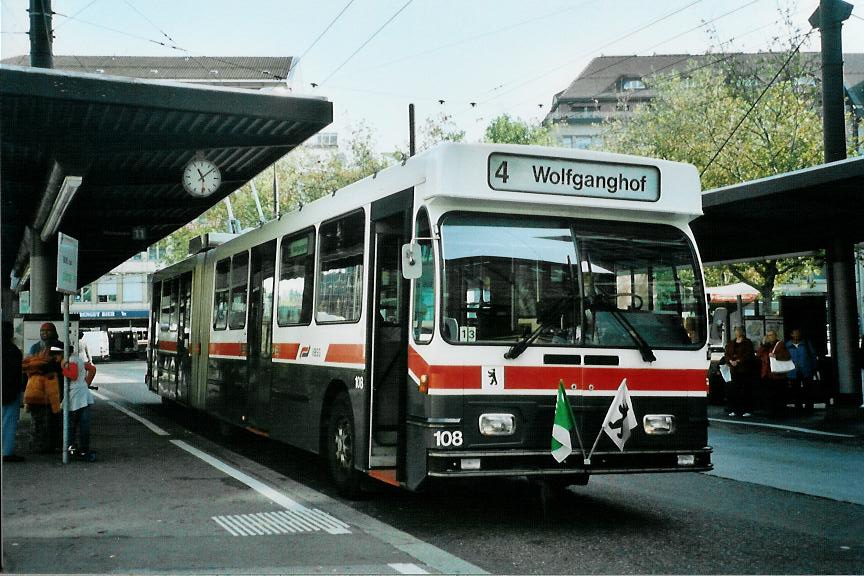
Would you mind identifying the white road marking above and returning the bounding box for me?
[172,440,303,509]
[389,563,429,574]
[709,417,856,438]
[91,390,170,436]
[211,510,351,536]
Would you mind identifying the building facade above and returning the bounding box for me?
[544,52,864,151]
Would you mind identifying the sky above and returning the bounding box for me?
[3,0,864,152]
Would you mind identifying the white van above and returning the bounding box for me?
[80,330,110,362]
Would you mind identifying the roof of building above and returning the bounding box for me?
[547,51,864,114]
[1,63,330,287]
[0,55,293,82]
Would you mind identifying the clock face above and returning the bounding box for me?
[183,159,221,197]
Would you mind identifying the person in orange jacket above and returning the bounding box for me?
[22,345,63,453]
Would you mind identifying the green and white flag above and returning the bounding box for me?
[551,380,576,463]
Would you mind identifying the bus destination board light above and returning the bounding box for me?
[488,153,660,202]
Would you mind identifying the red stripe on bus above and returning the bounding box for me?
[325,344,365,364]
[272,343,301,360]
[158,341,177,352]
[414,363,705,392]
[407,346,429,377]
[208,342,246,357]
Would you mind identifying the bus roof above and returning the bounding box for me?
[154,143,701,277]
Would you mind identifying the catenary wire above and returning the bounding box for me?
[288,0,356,76]
[700,28,815,177]
[317,0,414,86]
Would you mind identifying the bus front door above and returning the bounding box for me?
[246,240,276,431]
[368,195,412,480]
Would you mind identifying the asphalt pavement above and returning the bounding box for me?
[2,361,863,574]
[0,362,484,575]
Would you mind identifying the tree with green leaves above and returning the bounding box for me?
[601,44,829,311]
[154,124,393,265]
[484,113,553,145]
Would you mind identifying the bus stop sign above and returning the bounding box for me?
[56,233,79,295]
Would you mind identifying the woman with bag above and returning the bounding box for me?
[758,330,792,416]
[724,326,758,417]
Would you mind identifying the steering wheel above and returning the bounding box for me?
[597,292,644,310]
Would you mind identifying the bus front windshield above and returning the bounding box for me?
[440,213,706,350]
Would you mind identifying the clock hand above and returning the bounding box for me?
[202,167,217,178]
[197,168,205,179]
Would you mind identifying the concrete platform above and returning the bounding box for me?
[0,370,484,575]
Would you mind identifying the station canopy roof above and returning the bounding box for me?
[1,64,332,287]
[691,155,864,264]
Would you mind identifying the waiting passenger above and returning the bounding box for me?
[724,326,757,417]
[757,330,791,416]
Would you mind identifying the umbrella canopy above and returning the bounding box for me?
[705,282,760,304]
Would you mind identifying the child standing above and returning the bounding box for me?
[62,349,97,461]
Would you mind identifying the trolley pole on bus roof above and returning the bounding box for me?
[409,104,416,157]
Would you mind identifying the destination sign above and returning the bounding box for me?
[488,153,660,202]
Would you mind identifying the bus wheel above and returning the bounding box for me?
[326,393,362,499]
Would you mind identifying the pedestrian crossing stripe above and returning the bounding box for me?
[212,509,350,536]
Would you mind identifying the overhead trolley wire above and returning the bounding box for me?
[699,28,815,177]
[336,0,595,81]
[289,0,356,76]
[465,0,707,111]
[122,0,175,44]
[317,0,414,87]
[479,0,760,113]
[51,10,289,81]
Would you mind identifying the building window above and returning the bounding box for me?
[148,246,162,261]
[621,77,645,91]
[573,136,594,150]
[97,277,118,303]
[75,285,92,303]
[317,210,365,323]
[123,274,145,303]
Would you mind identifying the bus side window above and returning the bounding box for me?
[229,252,249,330]
[213,258,230,330]
[412,209,435,343]
[277,228,315,326]
[317,210,365,323]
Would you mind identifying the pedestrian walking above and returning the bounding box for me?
[724,326,757,417]
[2,322,26,462]
[786,328,818,413]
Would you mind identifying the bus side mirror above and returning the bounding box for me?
[401,242,422,280]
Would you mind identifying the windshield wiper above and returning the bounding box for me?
[504,295,574,360]
[591,297,656,362]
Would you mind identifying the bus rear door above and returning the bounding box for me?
[246,240,276,431]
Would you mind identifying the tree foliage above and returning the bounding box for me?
[484,113,553,145]
[154,124,392,265]
[600,45,827,310]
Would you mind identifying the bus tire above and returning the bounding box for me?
[326,392,362,499]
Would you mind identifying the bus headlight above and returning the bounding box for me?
[643,414,675,435]
[478,413,515,436]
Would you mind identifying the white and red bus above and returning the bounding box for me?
[147,143,712,496]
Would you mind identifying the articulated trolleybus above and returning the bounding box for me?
[147,143,712,496]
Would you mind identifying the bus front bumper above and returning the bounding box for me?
[426,447,713,478]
